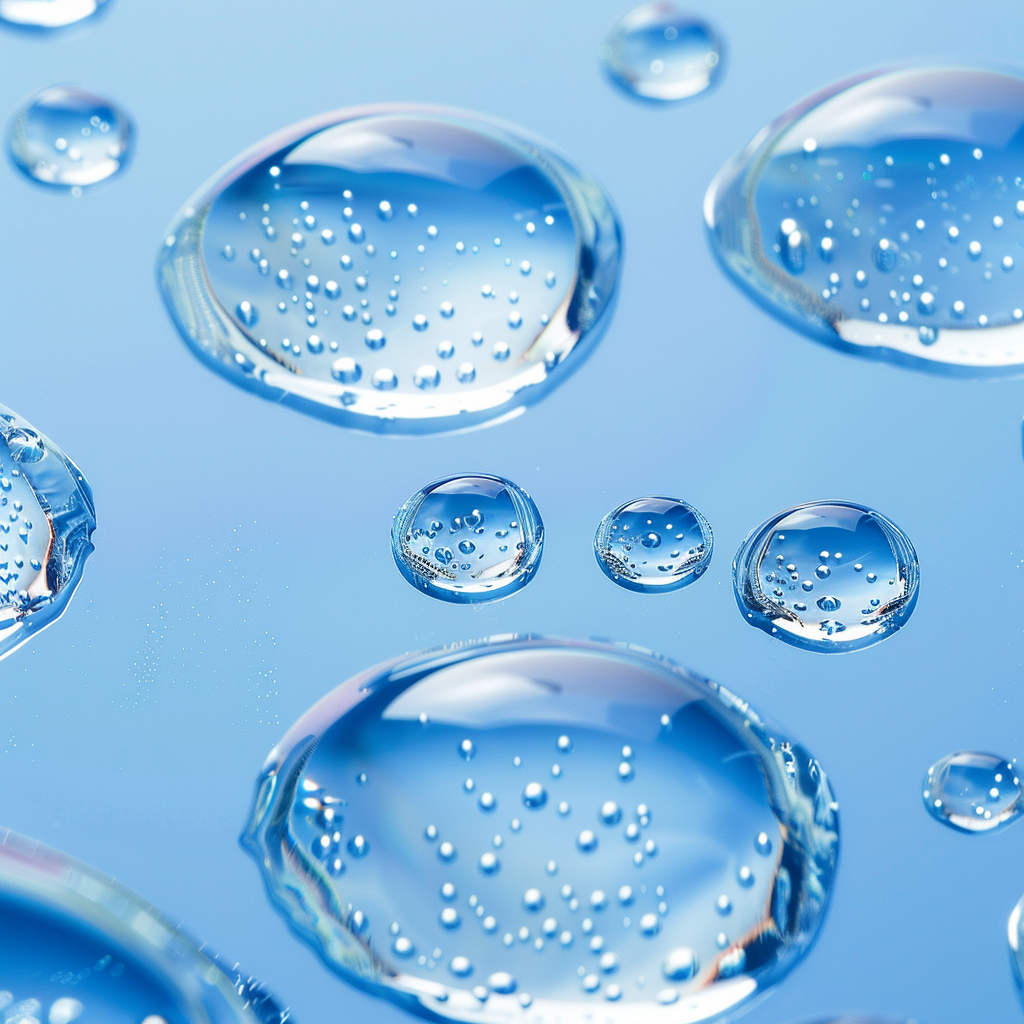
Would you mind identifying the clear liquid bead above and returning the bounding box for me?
[733,500,918,653]
[0,828,290,1024]
[0,403,95,660]
[922,751,1023,834]
[392,474,542,603]
[594,497,712,593]
[7,86,132,189]
[0,0,110,29]
[241,636,839,1024]
[600,2,723,103]
[1011,893,1024,1010]
[705,66,1024,377]
[157,106,622,433]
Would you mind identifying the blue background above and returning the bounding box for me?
[2,2,1023,1022]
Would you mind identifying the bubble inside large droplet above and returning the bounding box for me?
[157,105,622,433]
[733,500,918,653]
[594,496,713,593]
[0,0,110,29]
[392,473,543,603]
[922,751,1023,834]
[0,403,96,660]
[7,85,132,188]
[600,2,723,103]
[241,636,839,1024]
[0,828,290,1024]
[705,66,1024,377]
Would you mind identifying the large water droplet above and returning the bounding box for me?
[392,474,543,603]
[733,500,918,652]
[0,404,95,661]
[7,86,132,189]
[0,828,291,1024]
[600,2,723,103]
[594,497,713,593]
[241,636,839,1024]
[157,106,622,433]
[922,751,1022,834]
[0,0,110,29]
[706,66,1024,377]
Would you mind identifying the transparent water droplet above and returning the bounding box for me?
[595,497,713,593]
[392,474,543,603]
[0,0,111,30]
[734,500,919,652]
[1010,893,1024,1010]
[0,828,289,1024]
[0,405,95,661]
[243,637,839,1022]
[706,66,1024,377]
[158,105,621,432]
[923,751,1023,834]
[7,86,132,189]
[601,2,723,103]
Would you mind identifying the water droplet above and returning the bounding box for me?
[600,800,622,825]
[158,105,621,432]
[8,86,132,189]
[0,0,112,28]
[595,497,713,592]
[601,2,723,103]
[923,751,1022,833]
[734,500,919,652]
[1010,893,1024,1008]
[242,637,837,1022]
[706,67,1024,377]
[0,828,288,1024]
[0,405,95,660]
[392,474,543,603]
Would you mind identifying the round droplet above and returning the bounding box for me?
[0,405,95,661]
[600,800,622,825]
[706,67,1024,377]
[922,751,1023,834]
[522,782,548,808]
[734,500,919,652]
[595,497,713,592]
[601,2,724,103]
[8,85,133,190]
[242,637,837,1023]
[0,0,111,28]
[392,474,543,603]
[157,105,622,433]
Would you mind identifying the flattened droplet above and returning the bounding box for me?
[7,85,132,189]
[0,828,290,1024]
[706,67,1024,377]
[923,751,1022,834]
[0,404,95,661]
[158,105,622,433]
[241,636,839,1024]
[733,500,918,653]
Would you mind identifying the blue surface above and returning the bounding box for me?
[1,2,1023,1023]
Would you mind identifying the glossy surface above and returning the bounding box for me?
[600,3,722,103]
[0,402,95,661]
[0,0,108,29]
[0,828,290,1024]
[7,85,131,189]
[706,66,1024,377]
[242,637,839,1024]
[733,500,918,653]
[157,105,621,433]
[922,751,1022,834]
[392,473,542,603]
[594,497,712,592]
[1010,894,1024,1011]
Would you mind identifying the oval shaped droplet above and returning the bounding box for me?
[157,106,622,433]
[392,474,543,603]
[0,0,111,29]
[0,828,291,1024]
[594,496,713,593]
[7,85,132,189]
[922,751,1022,834]
[733,500,918,653]
[705,66,1024,377]
[241,636,839,1024]
[0,403,95,660]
